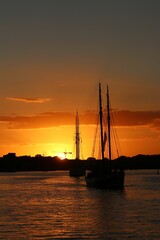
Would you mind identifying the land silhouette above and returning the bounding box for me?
[0,153,160,172]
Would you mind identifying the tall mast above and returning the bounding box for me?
[99,83,104,160]
[75,111,80,159]
[107,85,111,161]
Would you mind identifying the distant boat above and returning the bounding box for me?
[85,83,125,189]
[69,111,86,177]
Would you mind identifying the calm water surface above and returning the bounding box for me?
[0,170,159,239]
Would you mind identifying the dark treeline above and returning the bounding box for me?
[0,153,68,172]
[0,153,160,172]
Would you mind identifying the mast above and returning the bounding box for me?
[75,111,80,159]
[99,83,105,160]
[107,85,111,161]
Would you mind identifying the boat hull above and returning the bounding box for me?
[85,170,125,189]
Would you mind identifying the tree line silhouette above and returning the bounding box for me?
[0,153,160,172]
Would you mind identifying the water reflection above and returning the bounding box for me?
[0,170,159,239]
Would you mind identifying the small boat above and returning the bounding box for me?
[69,111,86,177]
[85,83,125,189]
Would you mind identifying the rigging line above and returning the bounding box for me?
[107,94,119,159]
[72,134,76,159]
[80,138,84,160]
[110,113,119,158]
[98,136,101,159]
[92,113,99,158]
[73,132,83,159]
[110,110,122,157]
[111,125,119,158]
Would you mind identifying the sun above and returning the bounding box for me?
[57,152,66,160]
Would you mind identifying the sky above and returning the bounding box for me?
[0,0,160,158]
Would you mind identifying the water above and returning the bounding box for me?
[0,170,159,239]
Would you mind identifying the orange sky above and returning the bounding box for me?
[0,102,160,158]
[0,1,160,158]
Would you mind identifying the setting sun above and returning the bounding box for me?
[56,152,66,160]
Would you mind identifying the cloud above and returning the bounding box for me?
[112,110,160,128]
[0,110,160,130]
[6,97,51,103]
[0,112,75,129]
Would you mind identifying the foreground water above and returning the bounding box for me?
[0,170,159,239]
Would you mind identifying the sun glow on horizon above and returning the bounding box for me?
[56,152,66,160]
[0,121,159,158]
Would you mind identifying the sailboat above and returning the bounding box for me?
[69,111,86,177]
[85,83,125,189]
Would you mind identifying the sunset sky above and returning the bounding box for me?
[0,0,160,158]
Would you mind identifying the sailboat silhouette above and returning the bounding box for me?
[69,111,86,177]
[85,83,125,189]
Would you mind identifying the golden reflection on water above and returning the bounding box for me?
[0,170,159,239]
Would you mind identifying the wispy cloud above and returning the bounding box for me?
[0,110,160,130]
[6,97,51,103]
